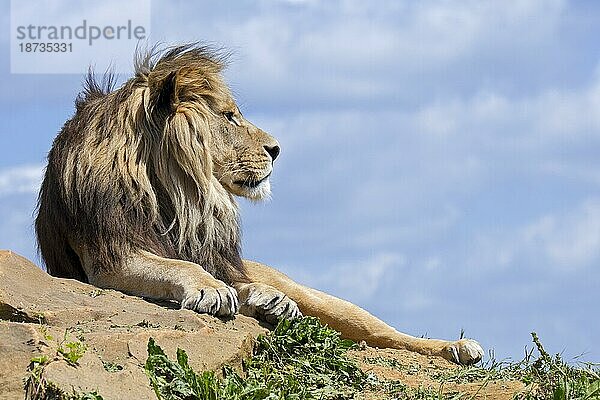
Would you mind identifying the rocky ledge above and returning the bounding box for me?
[0,250,265,399]
[0,250,527,400]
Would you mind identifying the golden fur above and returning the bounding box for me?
[35,44,483,364]
[36,44,272,284]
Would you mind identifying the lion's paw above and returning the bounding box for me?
[238,283,302,324]
[444,339,484,366]
[181,286,239,318]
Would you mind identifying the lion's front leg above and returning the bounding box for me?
[241,260,484,366]
[234,282,302,324]
[79,249,238,318]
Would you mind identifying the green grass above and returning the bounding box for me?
[512,332,600,399]
[145,316,367,399]
[25,317,599,399]
[427,332,600,399]
[144,318,600,400]
[101,359,124,373]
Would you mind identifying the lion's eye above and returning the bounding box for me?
[223,111,240,126]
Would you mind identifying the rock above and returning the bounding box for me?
[349,347,528,400]
[0,250,529,400]
[0,250,266,399]
[0,322,44,399]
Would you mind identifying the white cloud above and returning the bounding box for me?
[0,165,44,197]
[0,204,37,259]
[469,198,600,272]
[147,0,570,111]
[331,253,405,300]
[245,65,600,271]
[533,80,600,139]
[280,252,406,303]
[414,69,600,143]
[539,162,600,186]
[539,200,600,267]
[352,205,462,249]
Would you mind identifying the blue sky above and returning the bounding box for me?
[1,0,599,363]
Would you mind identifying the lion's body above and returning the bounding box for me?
[35,44,483,365]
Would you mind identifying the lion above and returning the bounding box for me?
[35,44,483,365]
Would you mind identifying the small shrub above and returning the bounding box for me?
[145,316,368,399]
[58,339,87,366]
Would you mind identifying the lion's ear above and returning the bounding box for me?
[149,70,179,114]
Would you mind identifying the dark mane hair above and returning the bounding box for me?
[35,44,247,285]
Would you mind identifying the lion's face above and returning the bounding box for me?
[144,48,279,202]
[209,100,280,201]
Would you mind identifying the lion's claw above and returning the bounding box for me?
[238,283,302,324]
[445,339,484,365]
[181,286,239,318]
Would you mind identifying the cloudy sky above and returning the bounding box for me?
[1,0,599,363]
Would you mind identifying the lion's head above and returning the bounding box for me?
[141,44,280,202]
[36,44,277,284]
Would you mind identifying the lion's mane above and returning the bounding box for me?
[35,44,247,285]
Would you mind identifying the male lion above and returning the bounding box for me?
[35,44,483,365]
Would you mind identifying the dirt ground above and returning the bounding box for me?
[349,346,529,399]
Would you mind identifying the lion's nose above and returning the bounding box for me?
[264,144,280,162]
